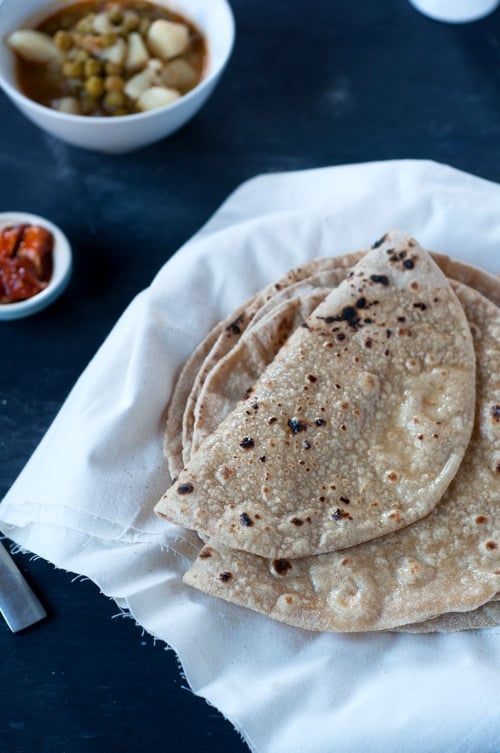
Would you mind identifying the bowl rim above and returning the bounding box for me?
[0,0,236,126]
[0,211,73,321]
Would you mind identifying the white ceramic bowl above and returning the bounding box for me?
[408,0,499,22]
[0,0,235,153]
[0,212,72,321]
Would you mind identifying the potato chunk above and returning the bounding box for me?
[137,85,180,111]
[125,32,150,71]
[7,30,62,64]
[146,19,189,60]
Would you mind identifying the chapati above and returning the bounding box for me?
[181,280,499,630]
[156,233,476,559]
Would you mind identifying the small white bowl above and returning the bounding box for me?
[0,212,72,321]
[408,0,499,22]
[0,0,235,154]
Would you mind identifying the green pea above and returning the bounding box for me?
[62,60,84,79]
[53,30,73,51]
[84,58,102,77]
[85,75,104,99]
[104,90,126,108]
[74,49,89,64]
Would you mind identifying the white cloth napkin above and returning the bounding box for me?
[1,159,500,753]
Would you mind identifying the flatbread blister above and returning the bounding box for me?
[156,231,500,633]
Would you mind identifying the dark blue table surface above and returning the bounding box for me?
[2,1,500,751]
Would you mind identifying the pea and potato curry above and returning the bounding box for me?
[7,1,207,116]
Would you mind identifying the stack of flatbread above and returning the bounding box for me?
[155,231,500,633]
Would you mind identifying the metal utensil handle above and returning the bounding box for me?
[0,541,46,632]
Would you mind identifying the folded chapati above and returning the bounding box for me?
[181,279,499,631]
[165,247,499,481]
[190,284,340,457]
[156,233,476,559]
[165,252,363,479]
[186,252,500,465]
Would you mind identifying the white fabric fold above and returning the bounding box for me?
[1,160,499,753]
